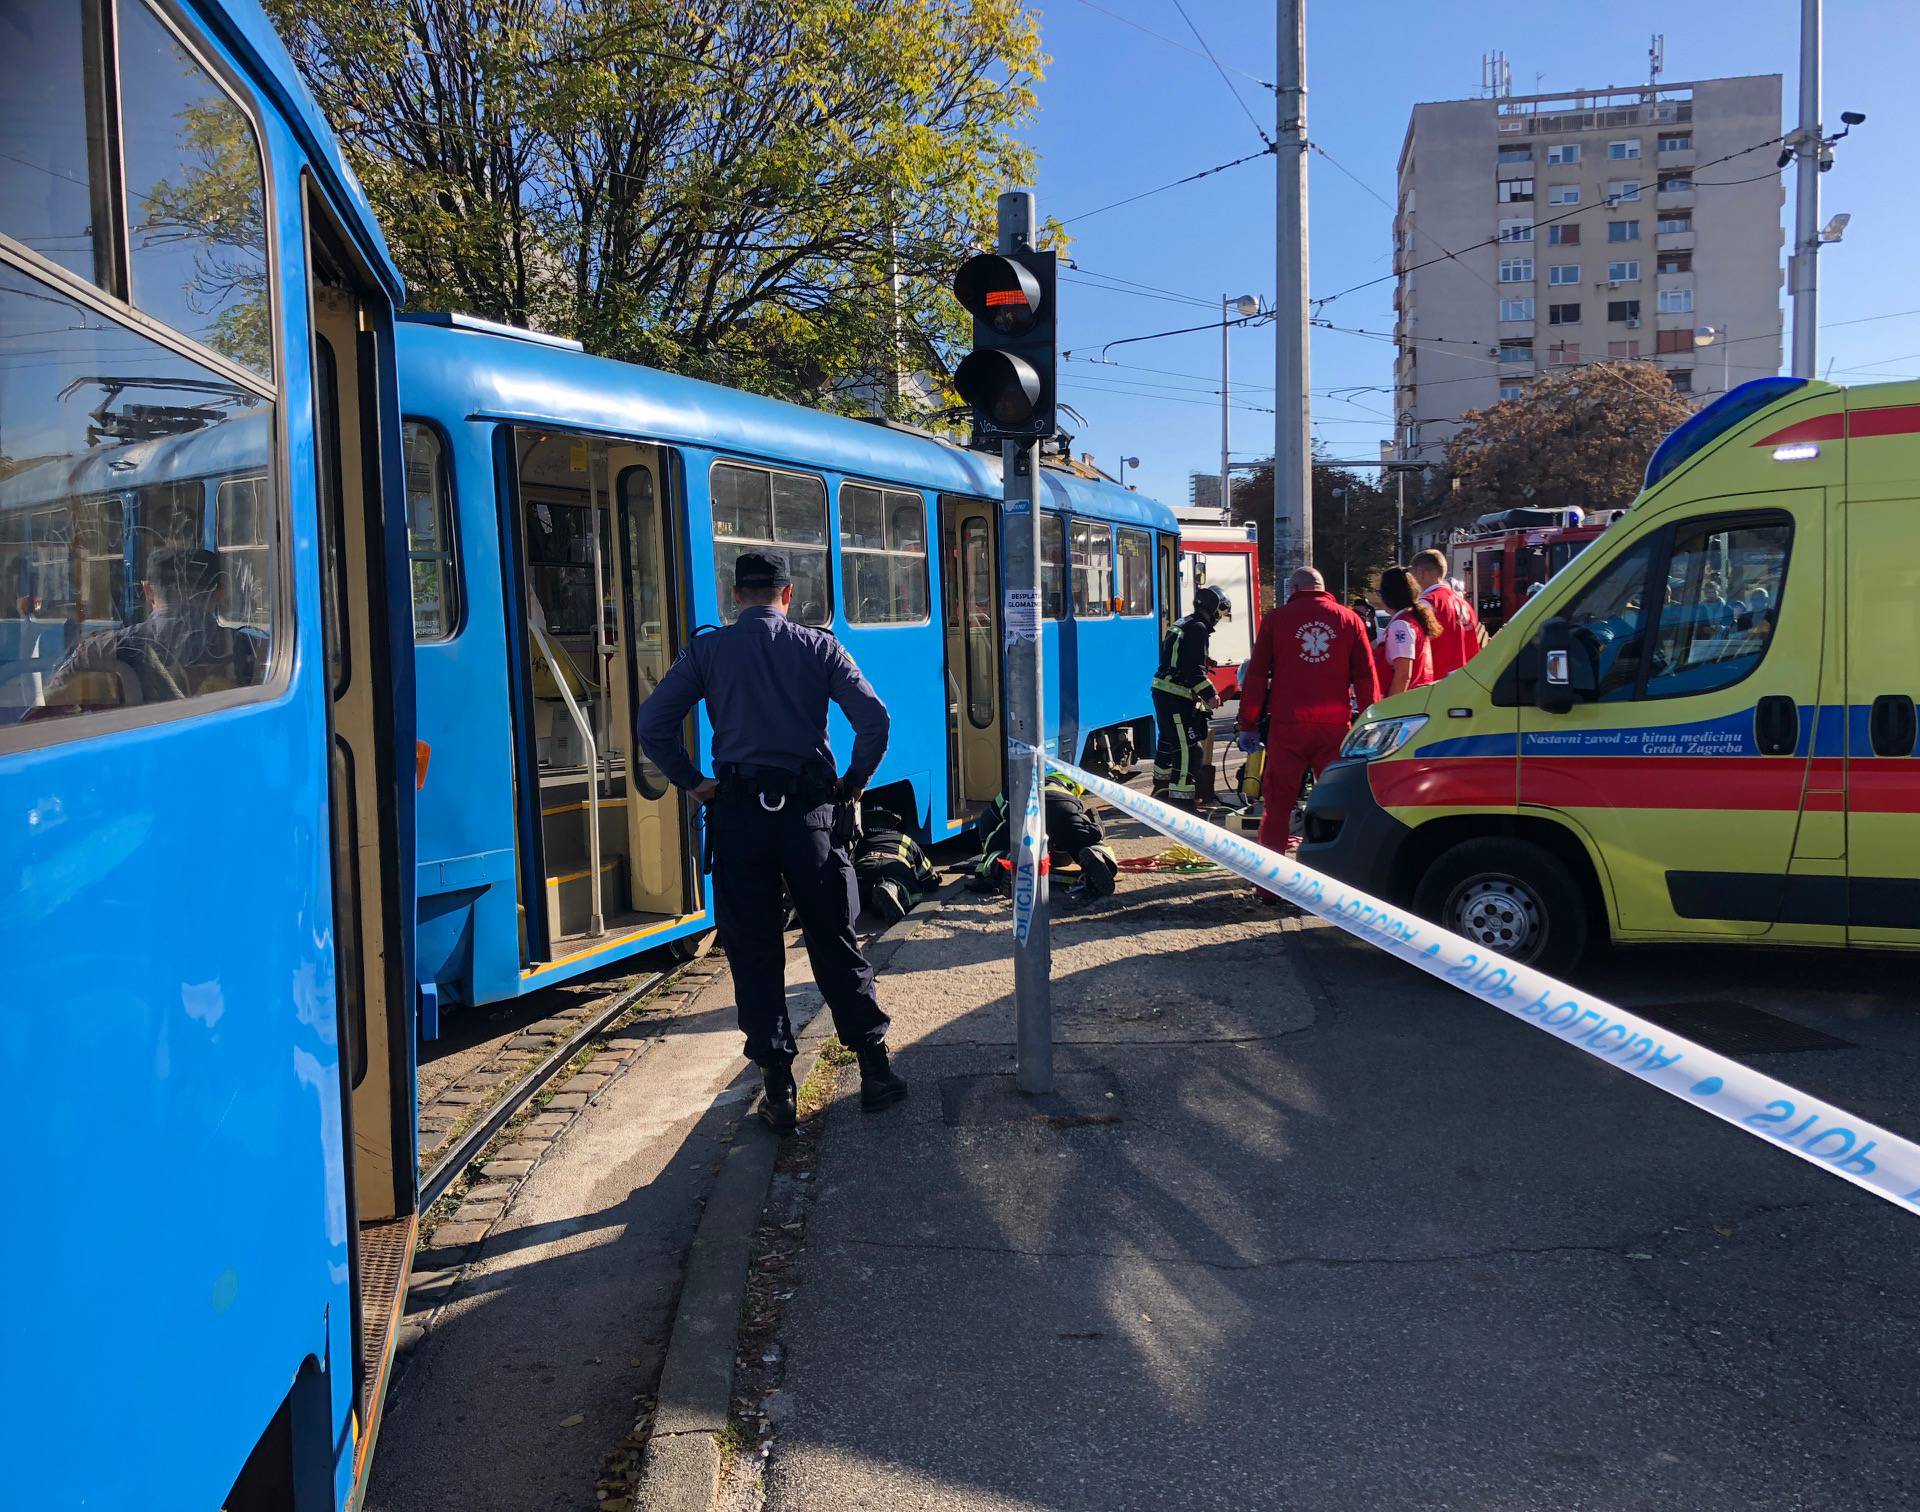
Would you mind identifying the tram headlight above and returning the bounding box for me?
[1340,714,1428,762]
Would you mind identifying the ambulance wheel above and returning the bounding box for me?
[1415,837,1588,973]
[665,928,717,964]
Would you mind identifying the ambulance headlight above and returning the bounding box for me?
[1340,714,1428,762]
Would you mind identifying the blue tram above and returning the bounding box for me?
[2,1,419,1506]
[399,313,1179,1013]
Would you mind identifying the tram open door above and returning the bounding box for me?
[940,494,1003,824]
[504,431,702,967]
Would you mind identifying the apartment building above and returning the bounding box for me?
[1392,75,1784,466]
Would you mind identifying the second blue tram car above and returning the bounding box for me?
[2,0,420,1505]
[397,313,1178,1013]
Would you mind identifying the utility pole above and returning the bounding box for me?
[995,190,1052,1096]
[1788,0,1821,378]
[1220,295,1231,526]
[1274,0,1313,588]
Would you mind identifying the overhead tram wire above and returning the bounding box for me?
[1308,141,1498,296]
[1068,0,1275,88]
[1168,0,1276,148]
[1057,145,1275,227]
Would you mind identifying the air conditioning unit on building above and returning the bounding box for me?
[1626,317,1642,327]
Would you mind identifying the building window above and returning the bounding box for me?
[1547,264,1580,286]
[1608,339,1641,358]
[1549,341,1580,365]
[1500,297,1535,322]
[403,422,460,641]
[1657,288,1695,315]
[1116,527,1153,616]
[1549,223,1581,246]
[1608,180,1642,203]
[1608,140,1642,160]
[1608,221,1641,242]
[1547,185,1580,206]
[1658,212,1693,235]
[1657,251,1693,274]
[1498,145,1532,164]
[1070,519,1114,618]
[1658,134,1692,153]
[1498,257,1534,283]
[1547,143,1582,165]
[1656,327,1696,353]
[1499,339,1534,366]
[1498,177,1535,204]
[1498,384,1527,401]
[1670,369,1694,395]
[1607,299,1642,322]
[1607,260,1641,283]
[711,463,832,625]
[840,483,930,625]
[1659,173,1693,193]
[1549,302,1581,325]
[1499,218,1534,243]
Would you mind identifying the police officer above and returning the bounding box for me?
[1151,584,1231,808]
[634,550,907,1134]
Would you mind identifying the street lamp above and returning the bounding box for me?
[1222,293,1262,522]
[1117,455,1139,491]
[1693,325,1731,395]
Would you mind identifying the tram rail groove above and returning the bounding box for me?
[419,965,680,1209]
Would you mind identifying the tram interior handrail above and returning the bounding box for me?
[529,612,604,935]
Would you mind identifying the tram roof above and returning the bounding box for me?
[397,315,1178,532]
[207,0,405,303]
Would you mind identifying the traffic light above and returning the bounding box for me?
[952,250,1057,442]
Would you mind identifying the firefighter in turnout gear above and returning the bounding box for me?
[969,771,1118,902]
[1152,584,1230,808]
[852,805,940,925]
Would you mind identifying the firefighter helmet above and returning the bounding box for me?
[1194,584,1232,622]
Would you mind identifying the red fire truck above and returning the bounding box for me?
[1446,506,1628,633]
[1174,513,1260,699]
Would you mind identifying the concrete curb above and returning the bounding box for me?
[631,889,955,1512]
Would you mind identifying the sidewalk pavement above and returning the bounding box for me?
[751,801,1920,1511]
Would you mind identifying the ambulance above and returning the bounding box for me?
[1300,376,1920,971]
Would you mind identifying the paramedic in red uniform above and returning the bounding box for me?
[1238,566,1379,867]
[1411,547,1483,677]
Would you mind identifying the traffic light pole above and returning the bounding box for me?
[997,189,1053,1097]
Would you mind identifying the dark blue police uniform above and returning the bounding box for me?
[634,555,896,1099]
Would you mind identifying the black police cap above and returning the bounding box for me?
[734,550,792,589]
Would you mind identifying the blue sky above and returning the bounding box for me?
[1022,0,1916,509]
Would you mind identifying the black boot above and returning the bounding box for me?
[857,1045,908,1113]
[759,1061,798,1135]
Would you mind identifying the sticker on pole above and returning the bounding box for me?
[1003,588,1042,647]
[1046,753,1920,1222]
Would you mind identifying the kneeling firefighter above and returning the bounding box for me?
[969,771,1118,902]
[853,804,940,924]
[1151,585,1230,808]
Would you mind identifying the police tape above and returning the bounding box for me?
[1047,753,1920,1221]
[1011,745,1047,944]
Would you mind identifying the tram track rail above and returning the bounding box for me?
[419,964,681,1209]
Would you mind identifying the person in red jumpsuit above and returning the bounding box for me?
[1411,547,1483,679]
[1238,566,1380,872]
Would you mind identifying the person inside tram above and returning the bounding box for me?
[43,545,256,708]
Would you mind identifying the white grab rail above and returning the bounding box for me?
[529,616,603,935]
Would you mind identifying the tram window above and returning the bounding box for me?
[118,0,271,377]
[841,483,928,625]
[1040,515,1066,619]
[1070,519,1113,618]
[961,517,995,727]
[710,461,830,626]
[0,0,114,287]
[402,422,459,641]
[0,267,276,735]
[1116,527,1152,616]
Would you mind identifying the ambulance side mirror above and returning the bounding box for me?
[1536,617,1575,714]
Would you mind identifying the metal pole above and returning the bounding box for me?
[1789,0,1822,378]
[1275,0,1312,577]
[999,190,1052,1097]
[1220,296,1231,525]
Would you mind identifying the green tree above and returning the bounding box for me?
[1229,455,1398,611]
[267,0,1046,411]
[1443,361,1693,527]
